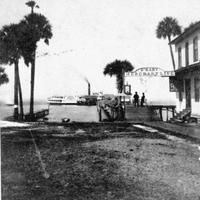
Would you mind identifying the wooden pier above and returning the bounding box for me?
[97,101,176,122]
[125,105,154,121]
[23,109,49,122]
[148,105,176,121]
[5,109,49,122]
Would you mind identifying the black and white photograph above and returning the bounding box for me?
[0,0,200,199]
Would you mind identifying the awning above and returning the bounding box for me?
[175,62,200,77]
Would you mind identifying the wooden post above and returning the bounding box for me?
[111,107,114,120]
[166,107,169,121]
[99,108,102,122]
[159,107,163,121]
[172,107,175,118]
[123,97,126,120]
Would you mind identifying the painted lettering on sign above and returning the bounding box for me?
[125,67,175,77]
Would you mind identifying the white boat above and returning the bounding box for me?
[47,96,78,105]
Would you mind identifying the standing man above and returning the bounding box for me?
[141,93,145,107]
[133,92,139,107]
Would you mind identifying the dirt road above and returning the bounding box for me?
[1,123,200,199]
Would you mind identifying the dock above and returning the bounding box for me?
[23,109,49,121]
[148,105,176,121]
[125,106,155,121]
[5,109,50,122]
[97,100,176,122]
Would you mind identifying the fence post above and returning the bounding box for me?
[99,108,102,122]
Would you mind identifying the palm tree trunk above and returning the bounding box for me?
[17,69,24,120]
[122,68,125,120]
[117,72,125,120]
[30,52,35,120]
[14,60,19,119]
[168,36,176,71]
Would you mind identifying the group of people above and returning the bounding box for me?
[133,92,145,107]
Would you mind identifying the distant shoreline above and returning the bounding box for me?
[0,100,47,106]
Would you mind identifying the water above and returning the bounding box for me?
[0,103,99,122]
[0,102,172,122]
[48,105,98,122]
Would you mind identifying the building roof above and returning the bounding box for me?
[171,21,200,45]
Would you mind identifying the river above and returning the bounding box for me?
[0,103,99,122]
[0,102,172,122]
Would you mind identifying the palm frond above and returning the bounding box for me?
[0,66,9,85]
[19,13,53,66]
[0,23,21,65]
[103,59,134,92]
[26,1,36,8]
[156,16,181,39]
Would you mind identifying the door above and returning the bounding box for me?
[185,79,191,108]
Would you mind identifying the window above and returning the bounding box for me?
[194,77,200,102]
[193,37,198,62]
[178,47,182,68]
[185,42,189,66]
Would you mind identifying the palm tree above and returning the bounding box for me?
[19,10,52,119]
[103,59,133,120]
[0,66,9,86]
[25,0,39,14]
[103,59,134,93]
[156,17,181,71]
[0,24,24,119]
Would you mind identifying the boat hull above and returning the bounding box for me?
[48,102,78,105]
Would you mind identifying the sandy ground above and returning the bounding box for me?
[0,120,29,128]
[1,123,200,200]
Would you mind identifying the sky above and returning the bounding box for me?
[0,0,200,101]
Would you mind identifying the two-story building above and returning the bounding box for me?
[170,21,200,120]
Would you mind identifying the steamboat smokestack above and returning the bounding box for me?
[88,83,91,96]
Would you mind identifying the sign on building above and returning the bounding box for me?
[124,84,131,95]
[169,77,184,92]
[125,67,175,77]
